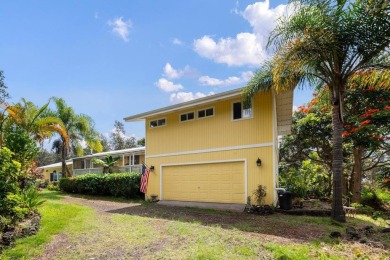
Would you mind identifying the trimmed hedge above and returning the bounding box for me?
[59,172,141,198]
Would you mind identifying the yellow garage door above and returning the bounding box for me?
[162,161,245,204]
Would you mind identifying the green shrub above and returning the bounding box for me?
[59,172,141,198]
[361,188,383,209]
[351,203,374,214]
[47,182,60,191]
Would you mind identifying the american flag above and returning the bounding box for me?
[140,164,150,194]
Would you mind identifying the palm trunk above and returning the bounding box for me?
[351,147,363,203]
[331,102,346,222]
[61,142,71,177]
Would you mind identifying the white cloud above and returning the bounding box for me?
[155,78,183,92]
[163,63,196,79]
[169,91,215,103]
[193,0,289,66]
[108,17,132,42]
[173,38,184,45]
[199,71,254,87]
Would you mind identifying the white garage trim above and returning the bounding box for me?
[160,159,247,203]
[147,143,273,159]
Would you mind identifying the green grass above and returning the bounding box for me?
[1,190,389,259]
[1,190,96,260]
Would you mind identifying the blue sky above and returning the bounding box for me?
[0,0,313,139]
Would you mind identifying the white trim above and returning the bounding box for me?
[124,88,242,121]
[272,90,278,206]
[159,159,247,203]
[146,142,273,158]
[197,106,215,120]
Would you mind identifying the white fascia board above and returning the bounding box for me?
[124,88,243,122]
[73,147,146,160]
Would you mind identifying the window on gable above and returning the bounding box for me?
[180,112,195,122]
[150,118,166,128]
[198,108,214,118]
[233,101,252,120]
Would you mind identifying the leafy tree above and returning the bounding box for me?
[281,84,390,202]
[49,98,102,176]
[3,124,40,172]
[137,137,145,147]
[244,0,390,222]
[0,70,10,103]
[92,155,120,173]
[38,148,61,166]
[99,134,111,152]
[110,120,136,150]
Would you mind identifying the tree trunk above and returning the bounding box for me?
[61,142,71,177]
[331,102,346,222]
[351,147,363,203]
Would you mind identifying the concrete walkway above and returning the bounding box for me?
[157,200,246,212]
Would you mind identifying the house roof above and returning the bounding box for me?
[72,146,146,160]
[124,88,243,122]
[124,87,293,135]
[38,160,73,169]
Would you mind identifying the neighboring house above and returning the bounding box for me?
[72,147,146,175]
[124,88,293,206]
[38,160,73,182]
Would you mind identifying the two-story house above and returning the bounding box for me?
[124,88,293,207]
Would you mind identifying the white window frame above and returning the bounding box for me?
[197,107,214,119]
[232,100,253,121]
[179,111,195,123]
[149,118,167,128]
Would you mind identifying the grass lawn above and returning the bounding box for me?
[1,190,389,259]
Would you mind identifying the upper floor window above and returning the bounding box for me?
[180,112,195,122]
[233,101,252,120]
[150,118,166,128]
[198,108,214,118]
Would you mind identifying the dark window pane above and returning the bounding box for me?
[206,108,213,116]
[150,120,157,127]
[233,102,242,119]
[188,112,194,120]
[180,114,186,121]
[198,110,205,118]
[134,155,140,165]
[158,119,166,126]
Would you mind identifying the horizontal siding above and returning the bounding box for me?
[146,92,273,156]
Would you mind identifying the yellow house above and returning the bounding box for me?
[72,147,145,175]
[39,160,73,182]
[124,88,293,207]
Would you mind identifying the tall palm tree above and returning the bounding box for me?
[50,98,102,176]
[244,0,390,222]
[1,98,68,147]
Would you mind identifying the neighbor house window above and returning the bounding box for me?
[233,101,252,120]
[180,112,195,122]
[150,118,166,128]
[133,155,140,165]
[198,108,214,118]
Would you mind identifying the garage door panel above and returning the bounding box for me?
[162,161,245,204]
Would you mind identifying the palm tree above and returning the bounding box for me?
[1,98,68,148]
[50,98,102,177]
[244,0,390,222]
[92,155,120,173]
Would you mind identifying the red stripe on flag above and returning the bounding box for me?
[140,167,150,194]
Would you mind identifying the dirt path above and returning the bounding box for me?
[61,195,142,214]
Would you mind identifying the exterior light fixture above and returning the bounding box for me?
[256,158,262,167]
[150,165,155,170]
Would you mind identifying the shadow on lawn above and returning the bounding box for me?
[106,203,387,245]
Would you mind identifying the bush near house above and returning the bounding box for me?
[59,172,141,198]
